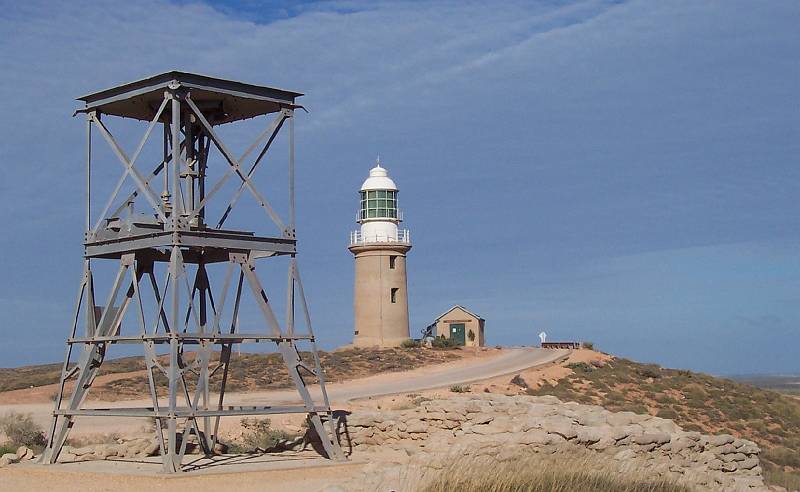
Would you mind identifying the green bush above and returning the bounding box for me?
[567,362,594,374]
[656,408,679,420]
[637,364,662,379]
[401,339,422,349]
[235,418,294,452]
[510,375,529,389]
[581,341,594,350]
[0,411,46,449]
[431,336,458,349]
[450,385,470,393]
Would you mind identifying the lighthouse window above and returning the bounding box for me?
[391,288,399,303]
[389,256,397,269]
[360,190,398,220]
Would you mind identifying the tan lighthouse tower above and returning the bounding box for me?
[349,160,412,347]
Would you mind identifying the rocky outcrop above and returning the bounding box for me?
[57,437,160,462]
[0,446,36,467]
[338,394,768,491]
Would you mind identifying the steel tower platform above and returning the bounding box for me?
[41,71,345,472]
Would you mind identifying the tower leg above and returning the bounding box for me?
[239,257,344,460]
[277,341,345,460]
[43,256,134,463]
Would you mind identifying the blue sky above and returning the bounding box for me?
[0,0,797,374]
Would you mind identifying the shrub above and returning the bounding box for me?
[567,362,593,374]
[637,364,662,379]
[656,408,679,420]
[510,375,529,389]
[763,446,800,468]
[401,339,421,349]
[235,418,293,452]
[467,330,475,343]
[431,336,458,349]
[581,341,594,350]
[0,411,46,449]
[450,385,470,393]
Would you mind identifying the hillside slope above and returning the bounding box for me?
[0,347,462,401]
[519,355,800,490]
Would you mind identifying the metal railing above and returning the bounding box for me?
[350,229,411,246]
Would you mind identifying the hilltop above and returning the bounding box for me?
[502,352,800,490]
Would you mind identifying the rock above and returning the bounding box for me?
[336,394,769,491]
[738,458,760,470]
[59,452,77,463]
[72,446,95,456]
[16,446,34,461]
[546,423,578,440]
[406,420,428,434]
[1,453,20,466]
[613,449,637,461]
[722,452,747,463]
[576,428,604,444]
[469,413,494,425]
[707,434,735,447]
[517,429,550,446]
[668,436,695,453]
[711,443,738,456]
[633,433,670,445]
[606,411,639,427]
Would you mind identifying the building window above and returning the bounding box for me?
[360,190,398,220]
[391,288,399,303]
[389,256,397,269]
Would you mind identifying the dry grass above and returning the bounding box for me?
[415,450,690,492]
[0,411,46,451]
[0,347,461,399]
[0,356,145,392]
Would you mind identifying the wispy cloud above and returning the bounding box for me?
[0,0,798,372]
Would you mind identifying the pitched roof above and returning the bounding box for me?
[434,305,484,322]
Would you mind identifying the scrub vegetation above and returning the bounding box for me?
[0,347,461,399]
[0,411,46,452]
[525,357,800,490]
[228,417,296,453]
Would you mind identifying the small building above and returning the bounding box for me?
[433,305,485,347]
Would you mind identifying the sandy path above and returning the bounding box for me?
[1,458,365,492]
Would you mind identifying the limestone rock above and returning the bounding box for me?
[16,446,35,461]
[1,453,20,466]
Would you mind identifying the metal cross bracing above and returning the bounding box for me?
[40,72,345,472]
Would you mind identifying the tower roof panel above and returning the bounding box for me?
[77,71,303,124]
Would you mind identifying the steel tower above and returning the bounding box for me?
[41,71,344,472]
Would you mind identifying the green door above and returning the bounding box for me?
[450,323,466,346]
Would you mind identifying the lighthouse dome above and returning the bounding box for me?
[360,163,397,191]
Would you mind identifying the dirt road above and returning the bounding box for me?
[0,347,567,436]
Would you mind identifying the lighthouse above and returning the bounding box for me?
[349,159,412,347]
